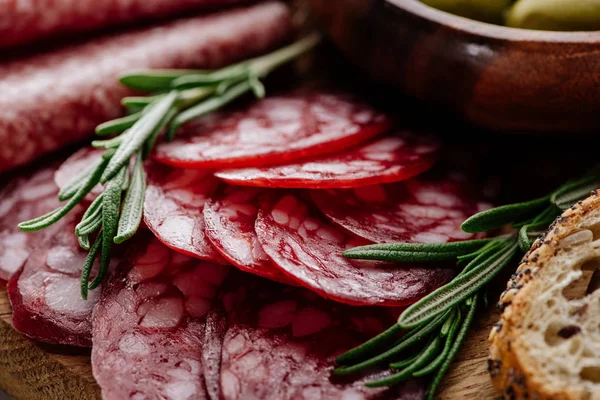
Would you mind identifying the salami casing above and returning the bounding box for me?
[0,0,248,48]
[0,163,61,281]
[7,206,114,347]
[255,194,454,306]
[203,186,294,283]
[310,176,490,244]
[153,91,391,169]
[0,2,291,172]
[215,131,439,188]
[92,236,229,400]
[210,274,426,400]
[144,163,226,263]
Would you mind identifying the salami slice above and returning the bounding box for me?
[0,164,60,281]
[7,206,117,347]
[211,274,426,400]
[0,0,248,48]
[203,187,294,284]
[153,91,391,169]
[144,162,226,263]
[0,2,291,172]
[92,236,230,400]
[215,131,439,189]
[310,176,491,244]
[255,194,454,306]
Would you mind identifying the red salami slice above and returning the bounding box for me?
[0,0,248,48]
[203,187,294,284]
[0,164,60,281]
[310,176,491,244]
[153,91,391,169]
[55,147,105,202]
[215,131,439,189]
[0,2,291,172]
[7,206,118,347]
[255,194,454,306]
[92,236,229,400]
[212,274,426,400]
[144,162,226,263]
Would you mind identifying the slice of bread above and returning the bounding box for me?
[489,191,600,400]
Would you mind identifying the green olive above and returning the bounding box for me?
[506,0,600,31]
[420,0,512,24]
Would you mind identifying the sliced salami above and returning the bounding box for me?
[203,186,294,284]
[144,162,226,263]
[0,2,291,172]
[0,164,60,281]
[211,274,426,400]
[310,176,491,244]
[215,131,439,189]
[0,0,248,48]
[153,91,391,169]
[92,236,230,400]
[7,206,116,347]
[255,194,454,306]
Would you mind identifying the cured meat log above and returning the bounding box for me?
[92,236,229,400]
[256,194,455,306]
[215,131,440,188]
[205,274,427,400]
[0,1,291,172]
[0,0,248,48]
[153,90,391,169]
[0,162,61,281]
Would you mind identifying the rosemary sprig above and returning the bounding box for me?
[18,33,321,298]
[338,168,600,398]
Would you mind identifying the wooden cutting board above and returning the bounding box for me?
[0,285,499,400]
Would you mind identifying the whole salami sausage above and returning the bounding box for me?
[207,273,427,400]
[92,235,229,400]
[0,2,291,172]
[0,0,248,48]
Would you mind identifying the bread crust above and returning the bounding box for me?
[489,191,600,400]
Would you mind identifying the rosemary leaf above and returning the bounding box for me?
[413,304,462,377]
[333,309,451,375]
[143,108,178,158]
[78,234,91,251]
[336,325,403,365]
[58,159,102,201]
[80,234,103,300]
[92,131,129,149]
[120,69,205,91]
[552,179,600,210]
[385,352,420,370]
[440,308,457,336]
[96,112,141,136]
[425,295,478,400]
[89,167,126,290]
[388,335,442,371]
[397,240,518,329]
[115,153,146,244]
[19,156,110,231]
[461,196,549,233]
[122,94,165,108]
[102,91,177,183]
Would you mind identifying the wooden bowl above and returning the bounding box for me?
[308,0,600,133]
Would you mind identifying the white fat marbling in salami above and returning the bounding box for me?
[208,274,426,400]
[203,187,295,284]
[0,0,248,48]
[255,194,454,306]
[7,206,115,347]
[144,162,226,264]
[215,131,439,189]
[310,176,491,244]
[153,91,391,169]
[92,236,229,400]
[0,164,60,281]
[0,2,291,172]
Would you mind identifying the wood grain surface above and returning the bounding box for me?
[0,283,499,399]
